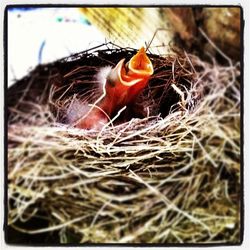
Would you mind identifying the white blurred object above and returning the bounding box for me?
[8,7,106,87]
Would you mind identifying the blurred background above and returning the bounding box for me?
[8,8,105,87]
[8,7,241,87]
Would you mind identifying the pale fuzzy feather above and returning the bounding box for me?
[95,66,112,89]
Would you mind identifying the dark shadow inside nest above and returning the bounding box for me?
[7,44,195,128]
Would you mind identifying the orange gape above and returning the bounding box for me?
[76,47,154,129]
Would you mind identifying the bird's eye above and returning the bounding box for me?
[106,75,116,87]
[124,62,129,74]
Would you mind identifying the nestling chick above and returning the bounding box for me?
[75,47,154,130]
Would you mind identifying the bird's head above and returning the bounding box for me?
[106,47,154,88]
[102,47,154,113]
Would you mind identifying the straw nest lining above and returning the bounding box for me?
[7,44,241,244]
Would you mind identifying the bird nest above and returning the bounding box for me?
[7,43,241,244]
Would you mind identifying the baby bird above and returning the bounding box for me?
[75,47,154,130]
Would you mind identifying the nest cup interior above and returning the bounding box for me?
[7,44,195,127]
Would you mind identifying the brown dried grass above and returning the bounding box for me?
[7,44,241,244]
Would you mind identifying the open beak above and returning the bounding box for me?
[110,47,154,86]
[127,47,154,77]
[102,47,154,115]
